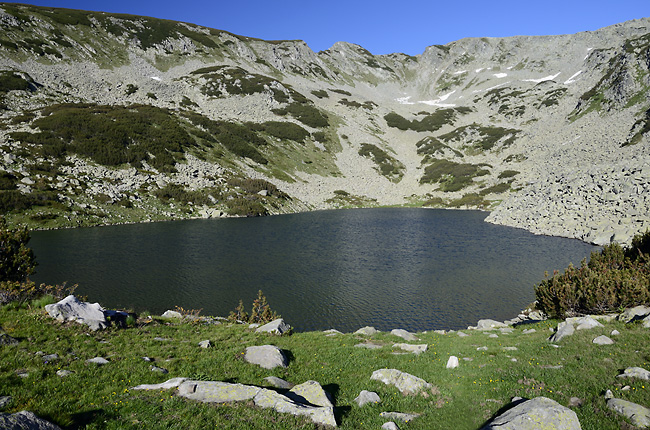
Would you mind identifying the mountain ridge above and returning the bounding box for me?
[0,3,648,245]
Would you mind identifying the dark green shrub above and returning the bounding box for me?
[535,232,650,318]
[311,89,328,99]
[498,170,519,179]
[420,159,490,191]
[0,71,32,93]
[225,197,267,217]
[449,193,488,208]
[125,84,138,95]
[272,102,328,128]
[248,121,309,143]
[358,143,404,179]
[227,178,287,199]
[0,218,36,284]
[228,290,280,325]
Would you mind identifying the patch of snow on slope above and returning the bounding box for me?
[493,73,508,78]
[453,70,467,75]
[522,72,560,83]
[150,76,162,81]
[396,96,414,105]
[472,82,509,93]
[564,71,582,84]
[420,90,456,107]
[584,48,593,60]
[475,68,484,73]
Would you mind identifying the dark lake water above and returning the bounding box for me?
[29,208,597,332]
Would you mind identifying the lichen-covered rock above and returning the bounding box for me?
[607,398,650,427]
[286,380,333,407]
[480,397,581,429]
[390,329,418,341]
[392,343,427,354]
[370,368,431,395]
[592,335,614,345]
[355,390,381,406]
[566,316,603,330]
[617,367,650,380]
[619,306,650,323]
[354,326,379,336]
[255,318,291,335]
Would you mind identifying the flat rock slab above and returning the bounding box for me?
[264,376,293,389]
[355,342,383,349]
[619,306,650,323]
[607,398,650,427]
[549,321,575,343]
[474,319,508,330]
[392,343,427,355]
[380,411,421,422]
[371,368,431,395]
[593,335,614,345]
[287,380,333,407]
[381,422,400,430]
[132,377,188,391]
[390,329,418,341]
[355,390,381,407]
[255,318,291,335]
[480,397,581,430]
[86,357,109,365]
[618,367,650,380]
[0,410,62,429]
[245,345,288,369]
[177,380,336,426]
[45,295,107,331]
[355,326,379,336]
[567,316,603,330]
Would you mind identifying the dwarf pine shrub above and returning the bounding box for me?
[535,231,650,318]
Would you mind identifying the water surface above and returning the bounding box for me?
[30,208,596,332]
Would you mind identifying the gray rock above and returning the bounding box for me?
[161,310,183,319]
[264,376,293,389]
[610,329,620,336]
[0,396,11,409]
[392,343,427,355]
[474,319,508,330]
[619,305,650,323]
[644,314,650,328]
[286,380,333,407]
[45,295,107,331]
[198,340,212,348]
[457,331,469,337]
[480,397,581,430]
[354,326,379,336]
[255,318,291,335]
[355,342,383,349]
[370,368,431,395]
[390,329,418,341]
[354,390,381,406]
[567,316,604,330]
[151,366,168,374]
[522,328,536,334]
[0,410,62,429]
[527,311,545,320]
[86,357,109,365]
[381,422,400,430]
[503,346,518,351]
[0,327,18,345]
[380,411,421,422]
[56,370,73,377]
[446,356,459,369]
[607,398,650,427]
[42,353,59,363]
[593,335,614,345]
[549,321,575,343]
[244,345,288,369]
[323,329,343,335]
[132,377,188,391]
[617,366,650,380]
[568,397,583,407]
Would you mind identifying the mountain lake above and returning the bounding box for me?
[29,208,598,332]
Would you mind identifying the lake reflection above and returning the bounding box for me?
[29,208,596,332]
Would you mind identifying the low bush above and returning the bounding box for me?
[228,290,280,325]
[420,159,490,191]
[225,197,267,217]
[0,218,35,284]
[248,121,309,143]
[0,280,75,306]
[535,231,650,318]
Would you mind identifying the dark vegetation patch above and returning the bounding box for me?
[438,123,520,152]
[227,178,288,199]
[448,193,489,208]
[271,101,329,129]
[311,89,328,99]
[498,170,519,179]
[11,104,192,172]
[153,184,215,206]
[338,99,377,110]
[420,159,490,192]
[479,182,511,195]
[192,66,284,98]
[248,121,310,143]
[329,88,352,96]
[384,107,470,132]
[0,71,36,93]
[358,143,404,180]
[416,136,463,162]
[623,108,650,146]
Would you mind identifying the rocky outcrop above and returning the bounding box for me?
[480,397,581,430]
[244,345,289,369]
[370,369,431,395]
[0,410,62,429]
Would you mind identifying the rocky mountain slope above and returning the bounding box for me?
[0,3,648,244]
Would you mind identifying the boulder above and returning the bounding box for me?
[370,368,431,395]
[354,326,379,336]
[617,367,650,380]
[392,343,427,355]
[380,411,421,422]
[255,318,292,335]
[286,380,333,407]
[264,376,293,389]
[390,329,418,341]
[566,316,603,330]
[381,422,400,430]
[446,356,459,369]
[161,310,182,319]
[244,345,288,369]
[607,398,650,427]
[593,335,614,345]
[644,314,650,328]
[0,410,62,429]
[480,397,581,430]
[549,321,575,343]
[474,319,508,330]
[354,390,381,406]
[45,295,107,331]
[619,306,650,323]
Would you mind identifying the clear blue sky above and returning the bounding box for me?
[7,0,649,55]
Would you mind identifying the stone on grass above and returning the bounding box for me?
[0,326,18,345]
[607,398,650,427]
[286,380,333,407]
[457,331,469,337]
[42,353,59,363]
[56,369,73,377]
[255,318,291,335]
[568,397,583,407]
[355,342,383,349]
[198,340,212,348]
[264,376,293,389]
[474,319,508,330]
[86,357,109,365]
[323,329,343,335]
[355,390,380,406]
[480,397,581,430]
[619,306,650,323]
[446,356,459,369]
[45,295,107,331]
[151,366,168,374]
[617,367,650,380]
[132,377,187,391]
[390,329,418,341]
[380,411,421,422]
[381,422,400,430]
[644,315,650,328]
[593,335,614,345]
[370,369,431,395]
[161,310,182,319]
[244,345,288,369]
[355,326,379,336]
[392,343,427,355]
[549,321,575,343]
[610,329,620,336]
[566,316,603,330]
[503,346,518,351]
[0,410,62,429]
[522,328,536,334]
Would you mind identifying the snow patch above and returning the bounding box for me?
[453,70,467,75]
[522,72,560,83]
[564,70,582,84]
[150,76,162,81]
[420,90,457,107]
[583,48,593,61]
[475,68,484,73]
[472,82,509,94]
[493,73,508,78]
[396,96,414,105]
